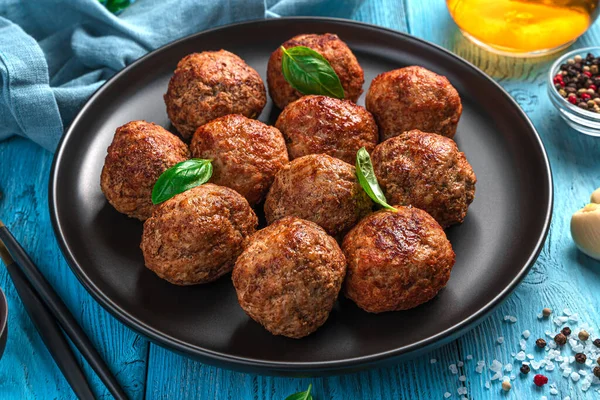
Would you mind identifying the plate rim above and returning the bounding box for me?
[49,16,554,373]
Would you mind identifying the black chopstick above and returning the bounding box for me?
[0,245,95,399]
[0,221,128,400]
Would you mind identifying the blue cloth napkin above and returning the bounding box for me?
[0,0,363,151]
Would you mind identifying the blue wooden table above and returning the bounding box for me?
[2,0,600,398]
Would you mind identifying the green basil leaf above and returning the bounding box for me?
[151,159,212,204]
[281,46,345,99]
[284,384,313,400]
[356,147,397,212]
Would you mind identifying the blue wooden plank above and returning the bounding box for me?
[0,137,149,399]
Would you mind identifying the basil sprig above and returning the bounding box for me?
[281,46,345,99]
[151,159,212,204]
[285,384,313,400]
[356,147,397,212]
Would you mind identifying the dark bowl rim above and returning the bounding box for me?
[48,16,554,373]
[0,287,7,338]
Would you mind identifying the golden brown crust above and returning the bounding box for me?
[267,33,364,109]
[343,207,455,313]
[100,120,190,221]
[366,66,462,140]
[232,217,346,338]
[371,130,476,228]
[140,184,258,285]
[190,114,289,206]
[275,95,378,164]
[264,154,372,237]
[164,50,266,139]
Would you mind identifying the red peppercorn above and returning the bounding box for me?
[553,75,565,86]
[533,374,548,387]
[584,71,593,77]
[581,93,592,101]
[589,84,597,91]
[568,95,578,104]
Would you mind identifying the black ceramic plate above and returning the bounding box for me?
[49,18,552,375]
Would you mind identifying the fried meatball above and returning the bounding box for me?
[100,120,189,221]
[164,50,266,140]
[141,184,257,285]
[366,66,462,140]
[343,207,455,313]
[371,130,476,228]
[190,114,288,206]
[267,33,364,109]
[275,95,378,164]
[233,217,346,338]
[264,154,372,237]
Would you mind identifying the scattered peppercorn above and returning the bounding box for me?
[554,333,567,346]
[594,339,600,348]
[535,338,547,348]
[575,353,587,364]
[554,53,600,113]
[533,374,548,387]
[520,364,531,374]
[579,330,590,341]
[502,380,511,392]
[562,327,572,336]
[595,366,600,378]
[542,308,552,317]
[597,356,600,366]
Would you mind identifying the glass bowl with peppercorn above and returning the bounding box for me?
[549,47,600,137]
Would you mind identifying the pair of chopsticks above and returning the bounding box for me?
[0,220,127,400]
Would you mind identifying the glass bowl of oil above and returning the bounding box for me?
[447,0,600,57]
[548,47,600,136]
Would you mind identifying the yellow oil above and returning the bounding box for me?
[447,0,599,54]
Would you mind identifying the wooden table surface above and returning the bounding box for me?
[2,0,600,398]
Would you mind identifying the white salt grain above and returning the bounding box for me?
[550,388,559,395]
[444,392,451,399]
[459,375,466,382]
[475,365,484,374]
[457,387,467,395]
[491,372,502,381]
[505,363,512,372]
[520,339,527,350]
[569,314,579,322]
[523,330,531,339]
[490,360,503,372]
[563,308,572,316]
[541,396,548,400]
[457,361,464,367]
[485,381,490,389]
[430,358,437,364]
[527,353,535,360]
[497,336,504,344]
[515,351,526,361]
[563,397,571,400]
[449,364,458,374]
[570,371,580,382]
[466,355,473,360]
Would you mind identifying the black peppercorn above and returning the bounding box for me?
[562,327,572,336]
[597,356,600,366]
[594,366,600,378]
[555,333,567,346]
[520,364,530,374]
[535,338,547,348]
[575,353,587,364]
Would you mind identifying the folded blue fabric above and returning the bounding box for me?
[0,0,363,151]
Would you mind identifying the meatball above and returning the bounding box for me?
[100,120,189,221]
[267,33,364,109]
[141,184,257,285]
[275,95,378,164]
[366,66,462,140]
[232,217,346,338]
[164,50,266,140]
[264,154,372,237]
[190,114,288,206]
[371,130,476,228]
[343,207,455,313]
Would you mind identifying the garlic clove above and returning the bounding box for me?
[571,203,600,260]
[591,187,600,204]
